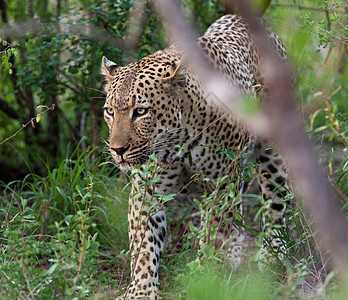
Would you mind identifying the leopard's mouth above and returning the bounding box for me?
[112,149,152,170]
[110,137,177,170]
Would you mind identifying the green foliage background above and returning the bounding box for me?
[0,0,346,181]
[0,0,347,299]
[0,0,167,180]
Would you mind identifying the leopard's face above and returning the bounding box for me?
[102,53,186,170]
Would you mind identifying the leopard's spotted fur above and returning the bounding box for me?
[102,15,290,299]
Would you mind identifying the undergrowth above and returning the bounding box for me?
[0,145,129,299]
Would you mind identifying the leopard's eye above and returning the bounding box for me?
[105,107,114,116]
[135,108,146,115]
[133,107,149,118]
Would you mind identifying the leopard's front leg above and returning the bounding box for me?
[255,140,290,266]
[125,178,166,300]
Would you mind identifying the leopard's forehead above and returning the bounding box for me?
[106,64,137,110]
[106,51,180,110]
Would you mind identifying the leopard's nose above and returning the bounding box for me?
[111,146,129,156]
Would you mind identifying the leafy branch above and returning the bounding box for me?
[303,0,348,51]
[0,39,18,74]
[0,104,55,147]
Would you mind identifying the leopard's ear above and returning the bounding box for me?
[101,56,121,82]
[162,59,187,91]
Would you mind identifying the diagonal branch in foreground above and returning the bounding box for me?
[154,0,348,274]
[232,0,348,273]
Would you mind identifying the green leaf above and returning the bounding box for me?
[47,263,59,275]
[162,193,176,202]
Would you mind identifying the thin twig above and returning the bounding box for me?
[331,0,345,27]
[329,180,348,205]
[271,4,325,12]
[0,104,55,147]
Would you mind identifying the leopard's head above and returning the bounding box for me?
[101,52,186,170]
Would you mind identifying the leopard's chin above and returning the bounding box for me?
[117,156,150,171]
[118,161,133,171]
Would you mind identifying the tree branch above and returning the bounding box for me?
[232,0,348,274]
[0,105,55,147]
[154,0,348,274]
[271,4,325,12]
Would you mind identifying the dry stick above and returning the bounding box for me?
[0,104,55,147]
[154,0,348,274]
[297,212,321,281]
[231,0,348,273]
[330,181,348,205]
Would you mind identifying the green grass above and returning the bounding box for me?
[0,145,129,299]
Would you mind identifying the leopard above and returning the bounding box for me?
[102,14,291,299]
